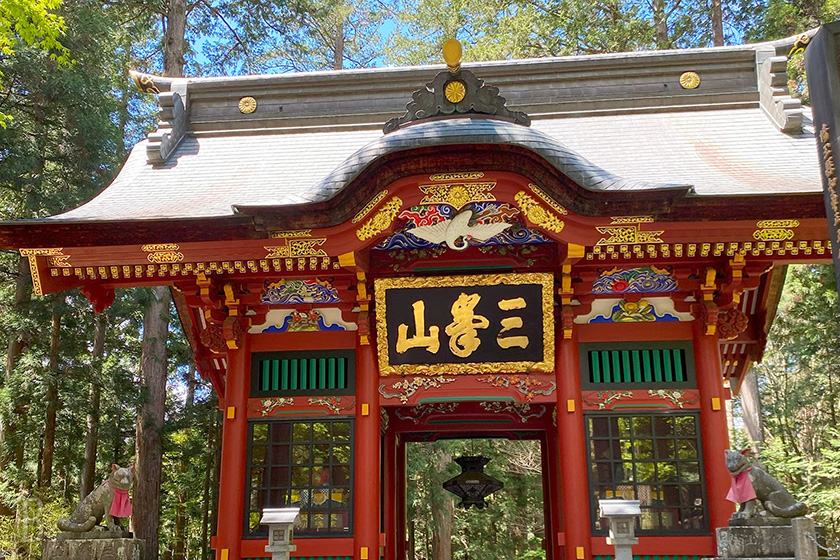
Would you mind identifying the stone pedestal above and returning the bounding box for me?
[713,517,835,560]
[43,532,145,560]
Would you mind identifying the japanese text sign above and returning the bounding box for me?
[374,273,555,375]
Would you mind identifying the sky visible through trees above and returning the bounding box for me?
[0,0,839,559]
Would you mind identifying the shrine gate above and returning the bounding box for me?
[0,36,829,560]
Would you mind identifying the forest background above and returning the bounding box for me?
[0,0,839,559]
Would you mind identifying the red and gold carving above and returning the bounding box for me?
[199,324,226,354]
[717,308,748,340]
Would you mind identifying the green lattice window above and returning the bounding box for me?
[580,342,695,389]
[251,351,354,397]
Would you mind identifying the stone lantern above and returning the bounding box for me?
[260,507,301,560]
[598,499,641,560]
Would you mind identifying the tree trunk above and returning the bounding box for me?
[133,286,170,560]
[652,0,669,48]
[712,0,724,46]
[431,448,453,560]
[0,256,32,469]
[40,299,61,487]
[81,314,107,498]
[333,19,344,70]
[164,0,187,76]
[172,363,195,560]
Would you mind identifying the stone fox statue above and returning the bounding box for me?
[725,449,808,518]
[57,465,134,532]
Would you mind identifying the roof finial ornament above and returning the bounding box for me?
[442,38,462,73]
[383,37,530,133]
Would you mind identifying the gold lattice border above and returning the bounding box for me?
[353,190,389,224]
[374,273,555,376]
[20,248,65,296]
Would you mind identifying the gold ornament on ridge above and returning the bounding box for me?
[445,80,467,103]
[239,96,257,114]
[679,71,701,89]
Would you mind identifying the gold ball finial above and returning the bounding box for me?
[442,38,462,73]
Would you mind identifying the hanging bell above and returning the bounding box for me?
[442,455,503,510]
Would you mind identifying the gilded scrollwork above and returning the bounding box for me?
[527,184,568,215]
[395,403,459,424]
[418,182,496,210]
[514,191,565,233]
[479,401,545,422]
[476,375,556,401]
[378,377,457,404]
[356,197,403,241]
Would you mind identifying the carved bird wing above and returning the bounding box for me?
[409,221,449,244]
[465,222,512,242]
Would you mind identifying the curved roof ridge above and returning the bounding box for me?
[277,117,692,205]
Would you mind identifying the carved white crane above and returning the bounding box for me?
[408,209,512,250]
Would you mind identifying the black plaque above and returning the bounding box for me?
[374,273,555,375]
[805,22,840,305]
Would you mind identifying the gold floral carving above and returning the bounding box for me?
[756,220,800,229]
[418,182,496,210]
[238,96,257,114]
[353,190,389,223]
[648,389,699,408]
[270,230,312,238]
[479,401,546,422]
[477,375,556,401]
[20,248,65,296]
[444,80,467,103]
[679,71,701,89]
[527,184,568,215]
[582,390,634,410]
[429,172,485,181]
[514,191,565,233]
[356,196,403,241]
[395,403,459,424]
[308,396,355,415]
[379,377,457,403]
[265,238,327,258]
[375,273,555,376]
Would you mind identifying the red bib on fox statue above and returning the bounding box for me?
[109,483,132,518]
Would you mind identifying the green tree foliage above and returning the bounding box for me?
[407,439,545,560]
[744,265,840,545]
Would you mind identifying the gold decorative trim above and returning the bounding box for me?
[238,96,257,114]
[585,239,829,260]
[374,273,555,376]
[20,248,65,297]
[514,191,565,233]
[756,220,800,229]
[753,229,795,241]
[527,184,568,215]
[264,238,327,259]
[142,243,179,252]
[269,230,312,238]
[353,190,389,223]
[429,172,484,182]
[596,220,664,245]
[356,196,402,241]
[147,251,184,263]
[679,71,701,89]
[418,182,496,210]
[610,216,654,224]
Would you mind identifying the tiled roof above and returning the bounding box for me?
[50,108,820,222]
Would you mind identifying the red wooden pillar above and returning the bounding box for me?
[216,336,251,560]
[542,429,561,560]
[557,334,591,560]
[395,439,407,560]
[693,321,734,532]
[355,341,381,560]
[384,414,397,560]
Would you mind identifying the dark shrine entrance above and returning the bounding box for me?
[383,402,559,560]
